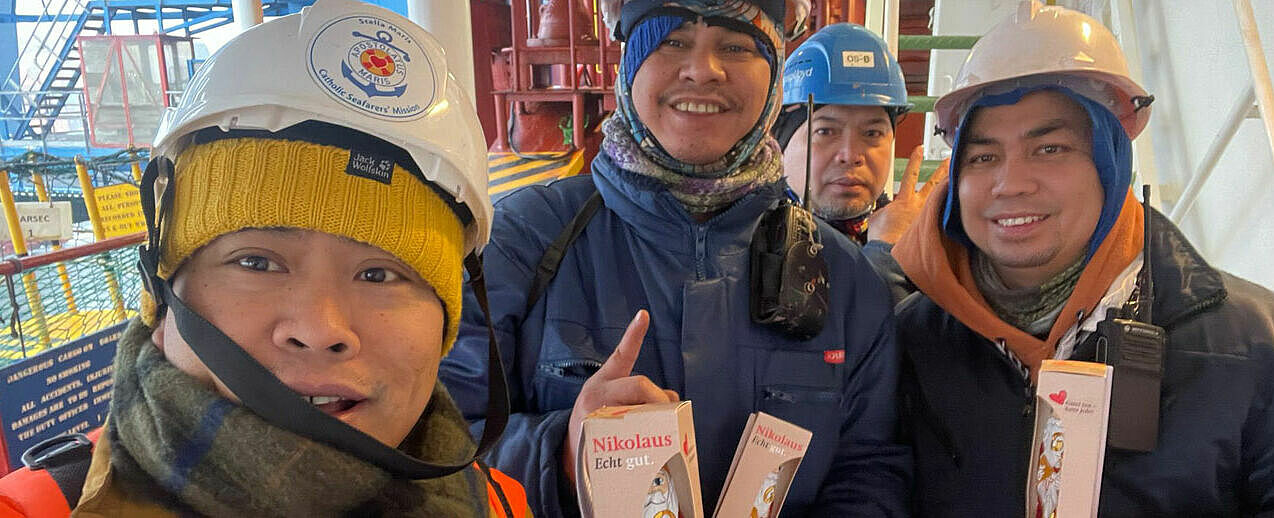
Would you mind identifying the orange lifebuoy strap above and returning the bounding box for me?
[481,463,530,518]
[0,428,103,518]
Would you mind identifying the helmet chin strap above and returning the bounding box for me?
[137,158,511,480]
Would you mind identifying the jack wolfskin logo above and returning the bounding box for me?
[346,150,394,185]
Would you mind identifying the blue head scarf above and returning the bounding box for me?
[612,0,785,178]
[941,86,1133,261]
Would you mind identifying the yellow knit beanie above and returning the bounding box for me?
[140,136,466,353]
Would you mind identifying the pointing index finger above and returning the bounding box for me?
[593,310,650,381]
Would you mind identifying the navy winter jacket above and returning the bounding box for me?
[899,210,1274,516]
[440,151,910,517]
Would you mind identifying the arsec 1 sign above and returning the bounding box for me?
[0,202,73,243]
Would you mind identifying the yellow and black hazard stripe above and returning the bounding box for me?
[487,151,586,199]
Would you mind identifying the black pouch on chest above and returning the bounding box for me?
[749,200,829,341]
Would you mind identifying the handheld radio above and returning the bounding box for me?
[749,93,829,341]
[1096,184,1166,452]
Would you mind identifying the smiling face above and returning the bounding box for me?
[631,21,772,165]
[782,104,894,220]
[153,228,445,448]
[957,89,1103,289]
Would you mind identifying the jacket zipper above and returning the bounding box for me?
[986,338,1036,471]
[538,358,603,379]
[761,387,839,404]
[693,225,707,280]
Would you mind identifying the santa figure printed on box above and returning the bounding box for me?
[1035,416,1065,518]
[645,467,680,518]
[750,468,781,518]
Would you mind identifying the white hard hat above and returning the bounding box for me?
[151,0,492,252]
[933,0,1152,145]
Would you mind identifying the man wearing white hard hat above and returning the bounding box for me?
[893,1,1274,515]
[441,0,910,515]
[0,1,531,515]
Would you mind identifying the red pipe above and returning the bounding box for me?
[0,233,146,276]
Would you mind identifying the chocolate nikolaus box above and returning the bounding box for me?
[712,412,811,518]
[576,401,703,518]
[1026,360,1114,518]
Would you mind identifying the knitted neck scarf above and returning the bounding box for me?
[106,320,490,517]
[605,1,785,213]
[602,114,783,213]
[972,252,1086,338]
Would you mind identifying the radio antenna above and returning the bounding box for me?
[803,93,814,210]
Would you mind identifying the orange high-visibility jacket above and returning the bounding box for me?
[0,429,530,518]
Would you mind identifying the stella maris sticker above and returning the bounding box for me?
[343,29,409,98]
[308,14,435,120]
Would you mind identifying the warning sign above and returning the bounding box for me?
[0,322,122,473]
[92,183,146,238]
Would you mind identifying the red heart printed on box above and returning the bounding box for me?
[1048,390,1067,405]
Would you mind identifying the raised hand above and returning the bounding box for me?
[868,145,951,245]
[561,310,680,483]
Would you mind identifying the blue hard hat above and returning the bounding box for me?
[782,23,909,110]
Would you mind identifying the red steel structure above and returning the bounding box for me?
[492,0,617,156]
[77,34,194,149]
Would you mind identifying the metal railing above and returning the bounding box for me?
[0,89,94,151]
[0,149,149,366]
[1,0,89,98]
[0,232,143,366]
